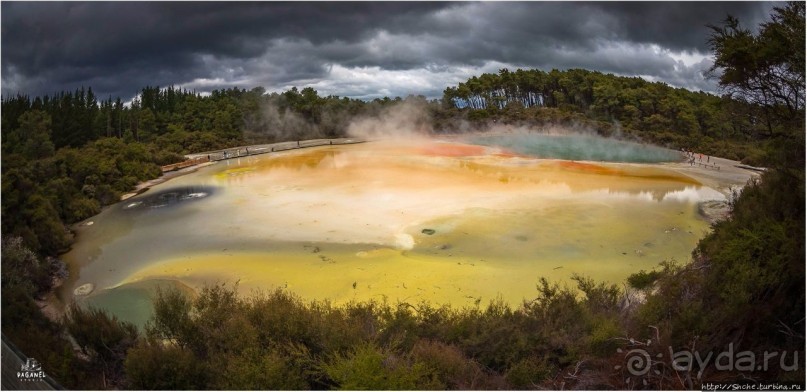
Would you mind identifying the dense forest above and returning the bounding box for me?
[441,68,774,161]
[1,2,804,389]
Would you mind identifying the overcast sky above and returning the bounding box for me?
[1,2,778,101]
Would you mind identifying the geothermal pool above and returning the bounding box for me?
[63,135,728,327]
[469,133,682,162]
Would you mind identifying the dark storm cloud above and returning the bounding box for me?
[587,2,776,51]
[1,2,778,100]
[1,2,448,97]
[369,2,774,68]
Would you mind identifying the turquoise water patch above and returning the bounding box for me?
[78,279,193,330]
[468,133,681,163]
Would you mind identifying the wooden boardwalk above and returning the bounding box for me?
[161,138,364,173]
[186,138,364,163]
[160,156,210,173]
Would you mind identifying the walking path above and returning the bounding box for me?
[660,154,763,198]
[121,137,363,200]
[186,137,364,161]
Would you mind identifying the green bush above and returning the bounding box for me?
[626,269,662,290]
[505,356,553,389]
[66,303,139,388]
[125,341,208,390]
[215,346,311,390]
[587,317,622,356]
[410,340,496,389]
[322,343,442,390]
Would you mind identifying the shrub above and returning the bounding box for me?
[505,356,553,389]
[627,269,662,290]
[411,339,501,389]
[322,343,442,390]
[587,317,622,356]
[125,341,208,390]
[66,303,139,388]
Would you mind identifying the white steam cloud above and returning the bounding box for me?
[347,98,433,141]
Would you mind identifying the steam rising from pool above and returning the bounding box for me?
[468,132,681,163]
[62,114,764,329]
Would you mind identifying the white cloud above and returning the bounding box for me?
[297,61,519,100]
[668,50,710,68]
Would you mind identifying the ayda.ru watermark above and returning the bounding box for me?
[617,342,800,379]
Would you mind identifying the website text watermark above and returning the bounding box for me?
[617,343,800,380]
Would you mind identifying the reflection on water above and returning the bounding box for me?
[122,185,218,211]
[63,139,720,323]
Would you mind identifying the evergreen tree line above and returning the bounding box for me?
[442,68,782,164]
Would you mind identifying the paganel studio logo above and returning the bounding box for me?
[17,358,46,382]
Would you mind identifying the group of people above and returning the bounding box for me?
[680,148,719,170]
[212,140,335,161]
[220,147,250,160]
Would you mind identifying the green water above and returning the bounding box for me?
[77,279,193,329]
[468,133,682,162]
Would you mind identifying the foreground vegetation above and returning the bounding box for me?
[21,163,794,389]
[1,2,803,389]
